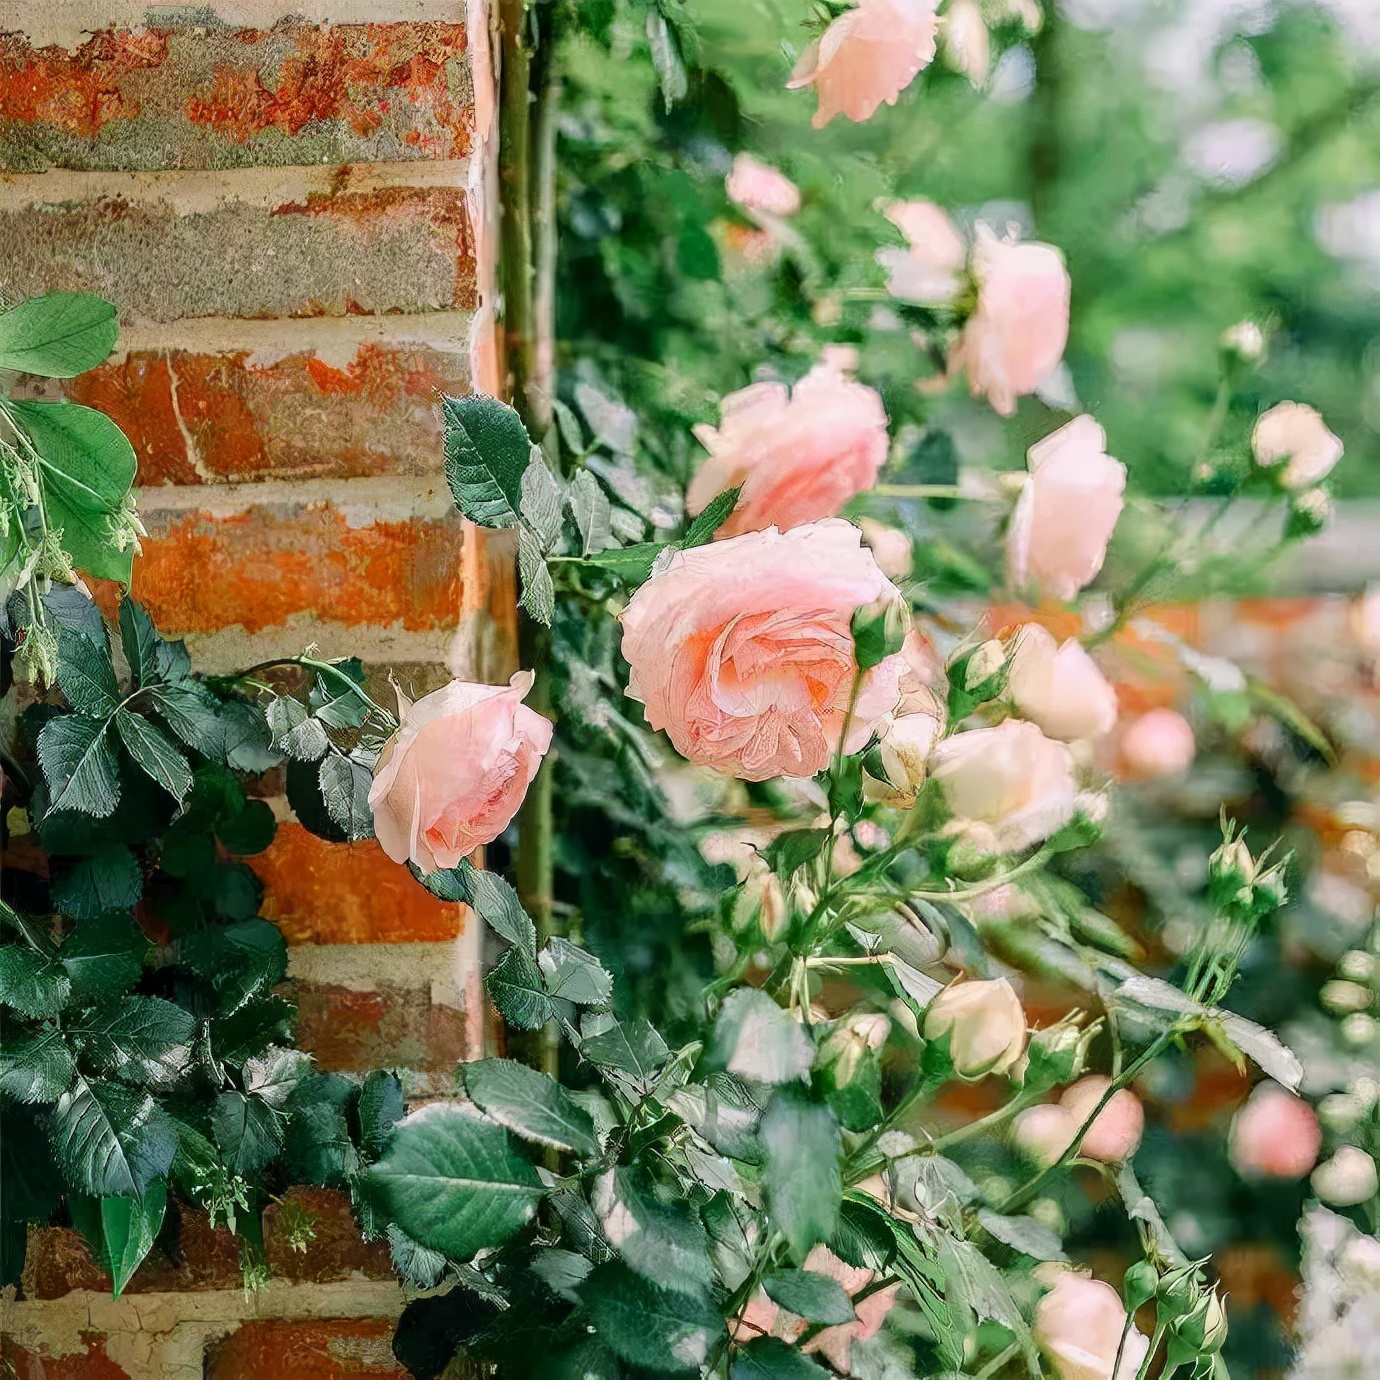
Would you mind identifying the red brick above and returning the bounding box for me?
[0,23,472,172]
[66,343,462,485]
[264,1189,393,1284]
[1,1335,130,1380]
[205,1319,404,1379]
[296,984,467,1076]
[128,506,461,636]
[251,826,464,945]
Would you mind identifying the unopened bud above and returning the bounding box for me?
[1339,950,1376,983]
[1221,320,1265,363]
[964,639,1006,692]
[822,1011,891,1088]
[1342,1013,1378,1047]
[1318,1092,1365,1134]
[1021,1014,1100,1092]
[1322,980,1373,1015]
[1122,1260,1159,1313]
[1167,1291,1229,1360]
[1312,1146,1379,1206]
[1286,487,1332,541]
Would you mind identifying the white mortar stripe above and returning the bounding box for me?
[0,159,471,214]
[175,619,457,673]
[135,474,454,521]
[0,2,467,52]
[288,940,470,1009]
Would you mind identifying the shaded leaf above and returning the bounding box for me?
[442,393,532,528]
[37,713,120,817]
[580,1262,721,1373]
[52,1075,178,1197]
[465,1058,600,1157]
[487,946,553,1031]
[761,1089,840,1264]
[116,709,192,804]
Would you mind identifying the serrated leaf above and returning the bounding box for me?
[466,869,537,957]
[442,393,532,528]
[363,1102,544,1261]
[465,1058,599,1158]
[222,698,280,772]
[319,754,374,840]
[265,695,328,762]
[936,1232,1035,1361]
[147,682,224,758]
[102,1183,166,1296]
[118,599,162,687]
[711,988,814,1085]
[577,542,662,585]
[976,1210,1067,1262]
[682,485,742,548]
[569,470,613,556]
[178,919,286,1016]
[61,912,149,996]
[518,524,556,625]
[761,1089,840,1264]
[521,454,564,551]
[243,1046,313,1109]
[0,1026,76,1103]
[597,1168,715,1295]
[115,709,192,804]
[0,292,118,377]
[581,1262,721,1373]
[581,1017,669,1094]
[533,1246,593,1301]
[37,713,120,817]
[0,944,72,1018]
[487,946,553,1030]
[731,1338,831,1380]
[283,1073,359,1187]
[387,1223,449,1289]
[52,1075,178,1197]
[539,937,613,1007]
[212,1091,284,1174]
[886,955,943,1014]
[75,996,196,1088]
[762,1268,856,1325]
[50,845,142,921]
[357,1069,405,1158]
[55,632,118,715]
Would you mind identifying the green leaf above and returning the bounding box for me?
[52,1075,178,1197]
[538,937,613,1007]
[102,1183,166,1297]
[222,699,280,773]
[577,542,662,584]
[710,988,814,1085]
[761,1089,841,1264]
[518,524,556,625]
[683,485,743,548]
[178,920,286,1015]
[10,400,138,583]
[731,1339,831,1380]
[357,1069,405,1158]
[61,912,149,996]
[118,599,164,687]
[976,1210,1068,1262]
[466,870,537,957]
[487,947,553,1031]
[215,799,276,857]
[50,846,142,920]
[599,1169,715,1296]
[442,393,532,528]
[146,682,224,758]
[283,1074,359,1187]
[37,713,120,817]
[464,1058,600,1158]
[266,695,329,762]
[935,1230,1035,1362]
[581,1017,669,1094]
[318,754,374,840]
[760,828,830,883]
[212,1091,284,1174]
[363,1103,544,1261]
[0,944,72,1017]
[580,1262,721,1373]
[115,709,193,805]
[55,632,118,715]
[387,1223,449,1290]
[569,470,613,555]
[762,1269,857,1325]
[0,1027,76,1103]
[521,454,564,550]
[75,996,196,1088]
[0,293,117,377]
[243,1046,314,1109]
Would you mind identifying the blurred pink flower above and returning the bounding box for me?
[953,227,1070,416]
[1060,1076,1145,1163]
[725,153,802,218]
[1252,401,1343,490]
[787,0,940,128]
[1034,1272,1150,1380]
[1119,708,1196,780]
[1007,624,1118,742]
[877,199,966,305]
[857,517,914,580]
[1229,1082,1322,1179]
[1007,415,1126,601]
[621,521,905,780]
[688,363,889,538]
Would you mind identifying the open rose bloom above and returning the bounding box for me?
[688,364,889,538]
[1007,623,1118,742]
[788,0,940,128]
[369,672,553,875]
[877,199,967,306]
[1035,1273,1150,1380]
[620,521,906,780]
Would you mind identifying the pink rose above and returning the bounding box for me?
[620,521,905,781]
[857,517,914,581]
[923,977,1027,1080]
[1059,1076,1145,1163]
[877,199,966,306]
[787,0,940,128]
[1007,415,1126,601]
[1119,708,1195,780]
[1034,1272,1150,1380]
[953,227,1071,417]
[1229,1082,1322,1179]
[1252,401,1343,490]
[688,364,889,538]
[369,672,553,875]
[930,719,1078,854]
[726,153,801,219]
[1007,624,1118,742]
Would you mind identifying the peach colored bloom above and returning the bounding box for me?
[620,521,905,781]
[1034,1272,1150,1380]
[857,517,914,580]
[877,199,966,306]
[1252,402,1343,490]
[1119,708,1195,780]
[1012,1102,1081,1166]
[953,227,1071,417]
[924,977,1027,1080]
[726,153,801,218]
[1060,1076,1145,1163]
[930,719,1078,854]
[1007,624,1118,742]
[941,0,990,86]
[369,672,553,875]
[1007,415,1126,601]
[787,0,940,128]
[1229,1082,1322,1179]
[688,364,889,538]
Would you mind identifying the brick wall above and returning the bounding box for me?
[0,1,505,1373]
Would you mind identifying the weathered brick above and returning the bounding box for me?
[0,21,474,173]
[264,1190,393,1285]
[204,1318,405,1379]
[252,825,464,944]
[295,982,467,1075]
[65,339,465,485]
[1,1334,131,1379]
[0,171,476,321]
[126,499,462,636]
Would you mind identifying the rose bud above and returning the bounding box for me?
[1059,1076,1145,1164]
[1311,1146,1378,1207]
[1252,401,1343,491]
[1034,1271,1150,1380]
[1007,624,1118,743]
[923,977,1026,1081]
[1228,1082,1322,1179]
[1119,708,1196,780]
